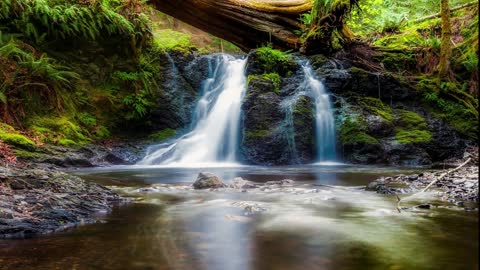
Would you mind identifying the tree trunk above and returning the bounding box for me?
[149,0,357,53]
[438,0,452,78]
[149,0,308,52]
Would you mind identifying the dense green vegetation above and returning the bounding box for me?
[0,0,477,161]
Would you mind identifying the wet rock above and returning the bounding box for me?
[149,51,198,130]
[365,180,384,191]
[416,204,432,209]
[193,172,226,189]
[231,177,257,189]
[0,166,123,239]
[455,201,465,207]
[265,179,295,186]
[241,77,289,165]
[104,153,127,165]
[291,96,316,163]
[407,174,419,181]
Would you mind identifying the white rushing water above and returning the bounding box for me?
[139,54,247,167]
[302,62,337,162]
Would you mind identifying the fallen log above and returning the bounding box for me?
[149,0,358,53]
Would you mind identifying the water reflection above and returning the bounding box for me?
[0,166,477,270]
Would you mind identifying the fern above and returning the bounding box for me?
[0,0,151,45]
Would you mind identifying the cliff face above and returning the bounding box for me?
[238,52,471,166]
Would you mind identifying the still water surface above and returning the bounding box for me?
[0,165,477,270]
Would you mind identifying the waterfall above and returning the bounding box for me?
[138,54,247,166]
[301,62,337,162]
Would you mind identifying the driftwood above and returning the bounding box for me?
[396,157,472,213]
[413,1,477,23]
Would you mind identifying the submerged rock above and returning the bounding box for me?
[265,179,296,186]
[193,172,226,189]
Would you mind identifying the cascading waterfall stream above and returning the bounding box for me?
[138,54,247,166]
[301,62,337,162]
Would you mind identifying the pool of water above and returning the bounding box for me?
[0,165,477,270]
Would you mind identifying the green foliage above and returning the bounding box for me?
[418,78,478,139]
[255,46,295,76]
[348,0,471,35]
[78,112,97,127]
[0,36,80,123]
[0,0,150,45]
[111,65,157,121]
[122,90,152,120]
[454,13,478,80]
[148,128,176,142]
[338,115,379,145]
[395,129,432,144]
[297,0,358,47]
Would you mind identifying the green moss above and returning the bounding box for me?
[153,29,196,54]
[262,73,282,93]
[245,129,270,141]
[149,128,176,142]
[0,132,36,150]
[0,123,15,132]
[358,97,394,123]
[373,51,417,72]
[338,116,379,145]
[13,149,40,159]
[395,129,432,144]
[247,73,282,93]
[58,138,78,146]
[78,113,97,127]
[373,18,442,50]
[30,116,91,145]
[395,109,428,130]
[293,96,315,116]
[417,78,478,139]
[0,123,36,150]
[93,126,111,140]
[255,46,295,76]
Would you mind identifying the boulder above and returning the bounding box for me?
[193,172,226,189]
[230,177,257,189]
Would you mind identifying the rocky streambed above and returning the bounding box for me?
[1,145,478,239]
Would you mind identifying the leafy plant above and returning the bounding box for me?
[0,36,79,124]
[123,90,152,120]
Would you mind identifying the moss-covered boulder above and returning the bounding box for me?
[241,77,288,165]
[292,96,316,162]
[246,47,298,77]
[241,72,318,165]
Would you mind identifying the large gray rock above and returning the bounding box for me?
[193,172,226,189]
